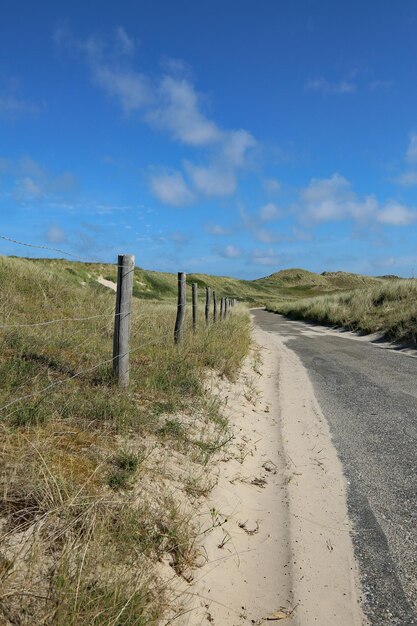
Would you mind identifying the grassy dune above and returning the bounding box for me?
[0,256,251,625]
[27,258,389,306]
[267,279,417,344]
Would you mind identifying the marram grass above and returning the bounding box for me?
[267,279,417,344]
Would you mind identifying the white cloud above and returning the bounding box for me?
[205,223,232,236]
[15,177,43,200]
[0,95,41,118]
[376,203,416,226]
[301,173,376,222]
[90,64,152,112]
[300,173,416,226]
[115,26,135,56]
[305,77,356,95]
[263,177,281,193]
[10,157,77,202]
[406,133,417,163]
[170,231,191,247]
[58,28,258,204]
[394,133,417,187]
[46,224,67,243]
[250,248,290,266]
[259,202,281,221]
[254,228,284,244]
[396,171,417,187]
[221,129,256,167]
[368,80,392,91]
[150,170,194,206]
[184,161,236,196]
[218,244,242,259]
[148,76,223,146]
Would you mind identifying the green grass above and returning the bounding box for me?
[267,279,417,344]
[25,258,390,307]
[0,255,251,625]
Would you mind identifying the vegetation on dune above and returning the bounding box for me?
[28,257,391,306]
[0,255,251,625]
[267,279,417,344]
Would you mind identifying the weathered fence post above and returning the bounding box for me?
[224,297,228,319]
[213,289,217,322]
[113,254,135,387]
[192,283,198,332]
[205,286,211,326]
[174,272,186,344]
[220,297,224,320]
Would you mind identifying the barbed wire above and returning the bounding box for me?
[0,335,170,419]
[0,234,108,264]
[0,309,123,331]
[0,233,136,270]
[0,311,117,329]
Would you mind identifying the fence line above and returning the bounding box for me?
[0,334,176,419]
[1,233,240,396]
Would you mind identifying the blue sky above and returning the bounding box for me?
[1,0,417,278]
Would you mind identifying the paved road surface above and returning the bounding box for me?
[253,310,417,626]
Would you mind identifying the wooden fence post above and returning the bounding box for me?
[213,289,217,322]
[113,254,135,387]
[224,297,228,319]
[174,272,186,344]
[220,297,224,320]
[192,283,198,332]
[205,286,211,326]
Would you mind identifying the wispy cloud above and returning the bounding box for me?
[115,26,135,56]
[250,247,291,266]
[184,161,236,196]
[305,77,357,95]
[205,223,233,236]
[0,156,77,202]
[0,95,42,119]
[147,76,222,146]
[150,170,194,206]
[56,27,258,205]
[217,244,242,259]
[170,231,192,247]
[45,224,67,243]
[263,177,281,194]
[393,133,417,187]
[368,79,392,91]
[376,203,416,226]
[306,71,390,95]
[396,171,417,187]
[406,132,417,163]
[259,202,281,221]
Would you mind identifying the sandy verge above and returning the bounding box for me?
[177,321,366,626]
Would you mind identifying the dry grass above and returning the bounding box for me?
[267,279,417,344]
[0,255,251,625]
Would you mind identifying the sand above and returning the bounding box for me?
[178,320,367,625]
[96,275,117,291]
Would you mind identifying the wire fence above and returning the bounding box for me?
[0,233,239,420]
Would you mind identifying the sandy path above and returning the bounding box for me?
[179,322,367,625]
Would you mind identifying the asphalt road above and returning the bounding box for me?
[253,309,417,626]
